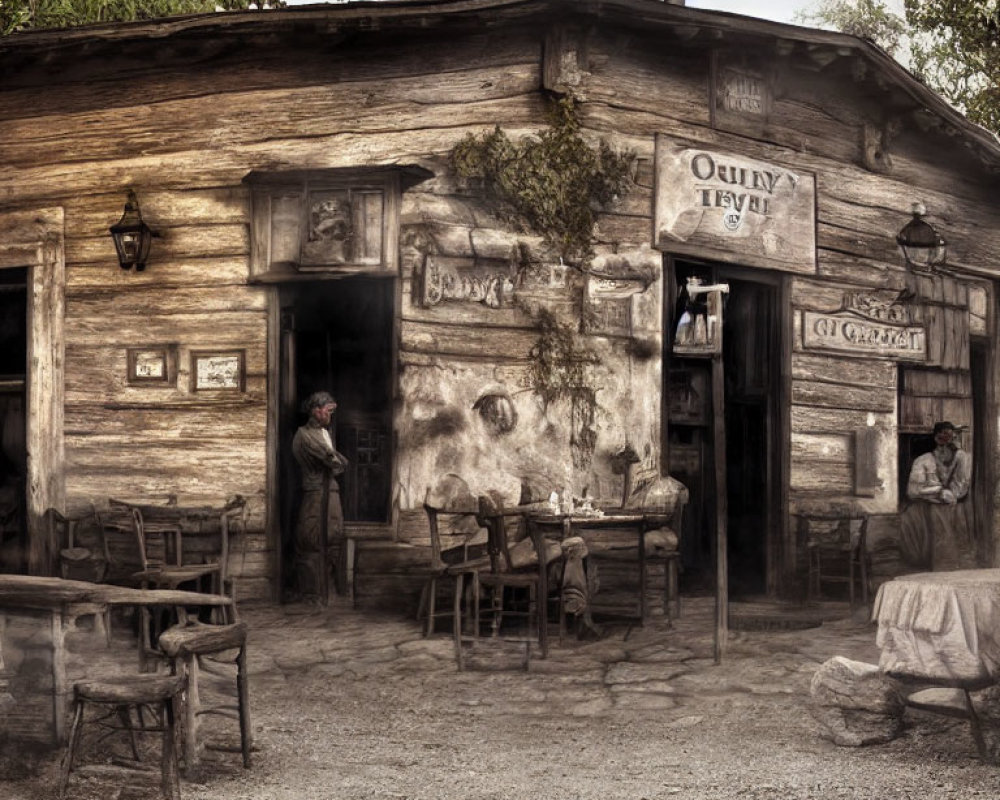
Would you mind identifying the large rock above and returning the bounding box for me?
[809,656,906,746]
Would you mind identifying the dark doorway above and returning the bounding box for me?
[666,259,779,598]
[721,275,777,597]
[0,267,27,573]
[278,277,395,597]
[970,339,994,565]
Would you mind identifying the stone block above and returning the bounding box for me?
[809,656,906,746]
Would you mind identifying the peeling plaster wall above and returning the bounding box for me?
[394,336,662,511]
[396,192,663,510]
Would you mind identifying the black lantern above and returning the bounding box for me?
[110,189,156,271]
[896,202,946,272]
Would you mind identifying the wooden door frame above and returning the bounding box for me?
[0,208,66,575]
[662,256,789,598]
[265,276,401,601]
[971,281,998,567]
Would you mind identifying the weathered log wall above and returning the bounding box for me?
[571,27,1000,570]
[1,10,999,602]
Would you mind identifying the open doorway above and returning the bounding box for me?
[0,267,27,573]
[666,259,781,599]
[278,277,395,598]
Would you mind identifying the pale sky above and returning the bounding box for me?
[685,0,907,27]
[286,1,907,29]
[685,0,820,25]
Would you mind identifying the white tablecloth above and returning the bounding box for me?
[872,569,1000,684]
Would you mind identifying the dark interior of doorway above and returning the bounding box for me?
[667,259,777,599]
[278,277,394,596]
[0,267,27,573]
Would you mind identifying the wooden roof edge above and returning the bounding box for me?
[1,0,996,162]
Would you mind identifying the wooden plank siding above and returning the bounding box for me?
[1,3,999,601]
[0,17,549,601]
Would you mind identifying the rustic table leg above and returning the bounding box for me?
[638,522,647,625]
[51,608,68,743]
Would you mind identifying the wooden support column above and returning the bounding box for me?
[712,350,728,664]
[0,208,66,576]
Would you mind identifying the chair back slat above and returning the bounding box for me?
[93,501,145,577]
[423,475,481,569]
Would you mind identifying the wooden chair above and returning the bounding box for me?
[417,475,490,640]
[59,673,186,800]
[455,494,550,670]
[48,507,110,583]
[90,502,145,585]
[642,500,684,623]
[99,498,243,670]
[803,514,872,607]
[158,620,252,775]
[46,507,113,644]
[622,477,688,621]
[110,499,224,596]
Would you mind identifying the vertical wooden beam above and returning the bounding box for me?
[11,208,66,577]
[712,349,728,664]
[266,286,281,602]
[777,274,793,595]
[543,24,588,96]
[50,609,67,743]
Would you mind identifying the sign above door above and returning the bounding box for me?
[654,136,816,274]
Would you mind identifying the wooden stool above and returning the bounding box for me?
[59,674,186,800]
[158,621,251,773]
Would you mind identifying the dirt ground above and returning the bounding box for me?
[4,596,1000,800]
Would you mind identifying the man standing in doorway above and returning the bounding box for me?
[900,421,975,572]
[293,391,349,604]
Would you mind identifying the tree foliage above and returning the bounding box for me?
[800,0,1000,135]
[0,0,276,36]
[798,0,908,56]
[905,0,1000,135]
[450,96,633,264]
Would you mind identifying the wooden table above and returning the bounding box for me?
[0,574,233,746]
[872,569,1000,759]
[523,511,653,626]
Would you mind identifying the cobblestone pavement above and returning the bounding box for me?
[5,596,1000,799]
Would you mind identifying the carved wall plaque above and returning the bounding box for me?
[711,54,774,139]
[802,311,926,361]
[418,255,514,309]
[719,67,766,115]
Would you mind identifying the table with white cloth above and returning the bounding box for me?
[872,569,1000,759]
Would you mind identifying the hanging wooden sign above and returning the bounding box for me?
[654,136,816,274]
[802,311,926,360]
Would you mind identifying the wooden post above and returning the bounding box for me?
[50,609,67,743]
[712,352,728,664]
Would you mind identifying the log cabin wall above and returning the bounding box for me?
[549,18,1000,587]
[1,0,999,602]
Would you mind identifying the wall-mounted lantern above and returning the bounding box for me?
[896,202,946,273]
[110,189,157,271]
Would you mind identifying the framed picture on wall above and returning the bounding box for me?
[126,345,177,386]
[191,350,246,392]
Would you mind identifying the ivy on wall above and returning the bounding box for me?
[451,95,636,473]
[526,307,599,469]
[450,96,634,264]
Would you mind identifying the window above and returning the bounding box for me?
[248,170,400,278]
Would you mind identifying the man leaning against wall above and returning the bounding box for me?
[899,421,976,572]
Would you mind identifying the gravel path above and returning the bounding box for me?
[5,598,1000,799]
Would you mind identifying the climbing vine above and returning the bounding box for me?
[450,96,634,264]
[525,307,599,468]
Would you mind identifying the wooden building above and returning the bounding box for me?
[1,0,998,607]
